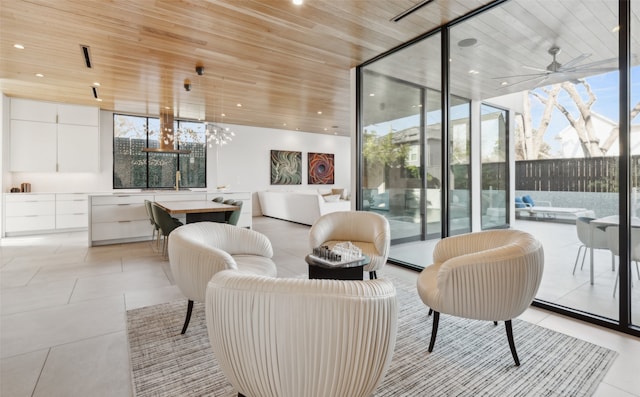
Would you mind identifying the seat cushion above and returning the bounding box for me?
[234,255,278,277]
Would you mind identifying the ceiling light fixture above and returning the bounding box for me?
[205,77,235,147]
[184,79,191,91]
[458,38,477,47]
[14,44,24,49]
[195,65,204,75]
[292,0,303,5]
[35,73,44,77]
[93,82,100,86]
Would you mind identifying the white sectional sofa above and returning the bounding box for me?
[258,190,351,226]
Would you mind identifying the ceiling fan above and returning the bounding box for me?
[494,46,617,89]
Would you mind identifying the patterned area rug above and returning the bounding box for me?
[126,276,617,397]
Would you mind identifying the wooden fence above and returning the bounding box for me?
[515,156,640,193]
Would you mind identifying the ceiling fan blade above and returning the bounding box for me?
[559,53,592,70]
[498,74,550,90]
[563,57,617,71]
[492,72,550,80]
[522,65,549,72]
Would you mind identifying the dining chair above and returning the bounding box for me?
[211,196,224,203]
[151,203,184,256]
[144,199,161,250]
[605,226,640,297]
[573,217,609,275]
[227,200,243,226]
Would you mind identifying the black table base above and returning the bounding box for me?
[185,212,228,224]
[307,263,364,280]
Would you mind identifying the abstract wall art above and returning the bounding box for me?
[270,150,302,185]
[308,152,334,185]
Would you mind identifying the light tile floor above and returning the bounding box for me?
[1,217,639,396]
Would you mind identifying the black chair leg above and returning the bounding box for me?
[428,311,440,352]
[493,321,498,325]
[428,308,433,316]
[369,271,377,279]
[505,320,520,366]
[181,300,194,334]
[238,394,246,397]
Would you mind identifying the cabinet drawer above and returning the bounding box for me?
[57,200,88,214]
[6,215,55,232]
[91,195,153,205]
[91,220,152,241]
[57,214,88,229]
[57,193,88,201]
[5,194,56,203]
[92,204,148,222]
[6,201,55,216]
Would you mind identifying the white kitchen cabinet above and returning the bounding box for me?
[207,191,252,228]
[90,194,154,246]
[57,124,100,172]
[9,98,100,173]
[10,120,58,172]
[4,194,56,235]
[56,193,88,229]
[10,98,57,123]
[57,104,99,126]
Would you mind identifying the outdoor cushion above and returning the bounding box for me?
[522,195,535,206]
[515,197,527,208]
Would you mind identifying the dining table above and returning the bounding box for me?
[588,215,640,285]
[154,200,240,224]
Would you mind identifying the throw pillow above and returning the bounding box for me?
[522,195,535,206]
[514,197,526,208]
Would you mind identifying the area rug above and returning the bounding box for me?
[126,276,617,397]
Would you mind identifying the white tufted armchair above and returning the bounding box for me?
[309,211,390,279]
[168,222,277,334]
[416,229,544,366]
[206,270,398,397]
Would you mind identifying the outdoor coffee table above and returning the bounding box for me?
[305,254,370,280]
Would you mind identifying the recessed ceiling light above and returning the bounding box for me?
[236,103,242,107]
[93,82,100,86]
[369,93,375,97]
[96,98,103,102]
[14,44,24,49]
[283,123,287,126]
[35,73,44,77]
[501,81,508,86]
[221,113,226,117]
[164,106,170,110]
[324,128,328,131]
[458,38,478,48]
[612,25,621,32]
[292,0,303,5]
[317,111,322,115]
[468,69,479,75]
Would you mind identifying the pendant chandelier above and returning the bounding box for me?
[204,77,235,148]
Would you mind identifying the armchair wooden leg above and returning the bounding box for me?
[181,300,194,334]
[428,311,440,353]
[505,320,520,366]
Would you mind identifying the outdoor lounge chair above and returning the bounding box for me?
[515,195,590,221]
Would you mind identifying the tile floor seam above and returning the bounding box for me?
[29,347,50,397]
[66,278,79,304]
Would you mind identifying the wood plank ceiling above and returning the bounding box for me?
[0,0,493,136]
[1,0,631,136]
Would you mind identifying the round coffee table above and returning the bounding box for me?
[305,254,370,280]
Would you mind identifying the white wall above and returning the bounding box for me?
[2,105,351,214]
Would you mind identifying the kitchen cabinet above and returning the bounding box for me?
[56,193,89,229]
[90,194,154,245]
[9,98,100,172]
[4,194,56,235]
[10,120,58,172]
[207,192,252,228]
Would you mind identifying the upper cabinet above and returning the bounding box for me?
[9,98,100,172]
